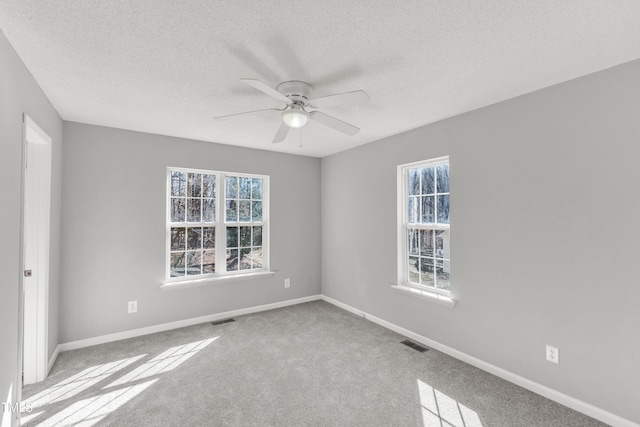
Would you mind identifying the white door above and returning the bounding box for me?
[21,115,52,385]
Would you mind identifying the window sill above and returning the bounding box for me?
[161,271,275,290]
[391,284,456,307]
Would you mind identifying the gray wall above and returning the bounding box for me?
[321,59,640,422]
[60,123,321,343]
[0,30,63,425]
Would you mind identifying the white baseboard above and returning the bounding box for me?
[47,344,60,375]
[319,295,638,427]
[58,295,321,352]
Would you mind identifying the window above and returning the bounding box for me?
[167,168,269,282]
[398,156,451,298]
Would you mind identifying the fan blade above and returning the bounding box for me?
[272,121,290,143]
[213,108,279,120]
[241,78,291,104]
[308,90,369,108]
[309,111,360,136]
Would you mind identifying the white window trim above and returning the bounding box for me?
[391,284,456,307]
[161,270,275,290]
[395,156,456,307]
[164,167,271,286]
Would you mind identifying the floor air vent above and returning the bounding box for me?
[211,318,236,326]
[401,339,429,353]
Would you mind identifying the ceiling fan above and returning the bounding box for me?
[214,79,370,143]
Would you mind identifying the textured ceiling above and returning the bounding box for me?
[1,1,639,157]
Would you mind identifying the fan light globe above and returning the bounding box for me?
[282,110,308,128]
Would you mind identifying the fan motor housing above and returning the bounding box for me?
[278,81,313,104]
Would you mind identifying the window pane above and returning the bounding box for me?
[239,177,251,199]
[251,178,263,200]
[436,230,450,259]
[170,227,185,251]
[187,250,202,275]
[436,164,449,193]
[170,252,185,277]
[226,199,238,222]
[436,260,450,290]
[421,196,435,223]
[226,176,238,198]
[226,227,238,248]
[168,169,268,280]
[187,198,201,222]
[419,230,434,257]
[420,258,435,287]
[408,196,418,224]
[408,229,419,256]
[187,227,202,250]
[203,199,215,222]
[203,174,216,198]
[171,171,186,196]
[226,249,238,271]
[252,226,262,246]
[251,201,262,222]
[238,200,251,222]
[171,198,185,222]
[188,173,202,197]
[240,248,252,270]
[252,247,263,269]
[421,167,435,194]
[402,160,449,292]
[408,256,419,283]
[240,226,251,247]
[203,227,215,249]
[437,195,450,224]
[203,249,215,274]
[408,169,420,196]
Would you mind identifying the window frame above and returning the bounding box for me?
[165,167,270,283]
[397,156,452,301]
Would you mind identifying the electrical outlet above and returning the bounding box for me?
[128,300,138,314]
[284,278,290,288]
[546,345,559,364]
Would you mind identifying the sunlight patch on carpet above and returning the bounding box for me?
[105,337,218,388]
[24,355,146,409]
[34,379,157,427]
[418,379,483,427]
[21,337,219,426]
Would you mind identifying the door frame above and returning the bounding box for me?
[19,114,52,388]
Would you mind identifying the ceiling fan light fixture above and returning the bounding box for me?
[223,78,368,140]
[282,109,308,128]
